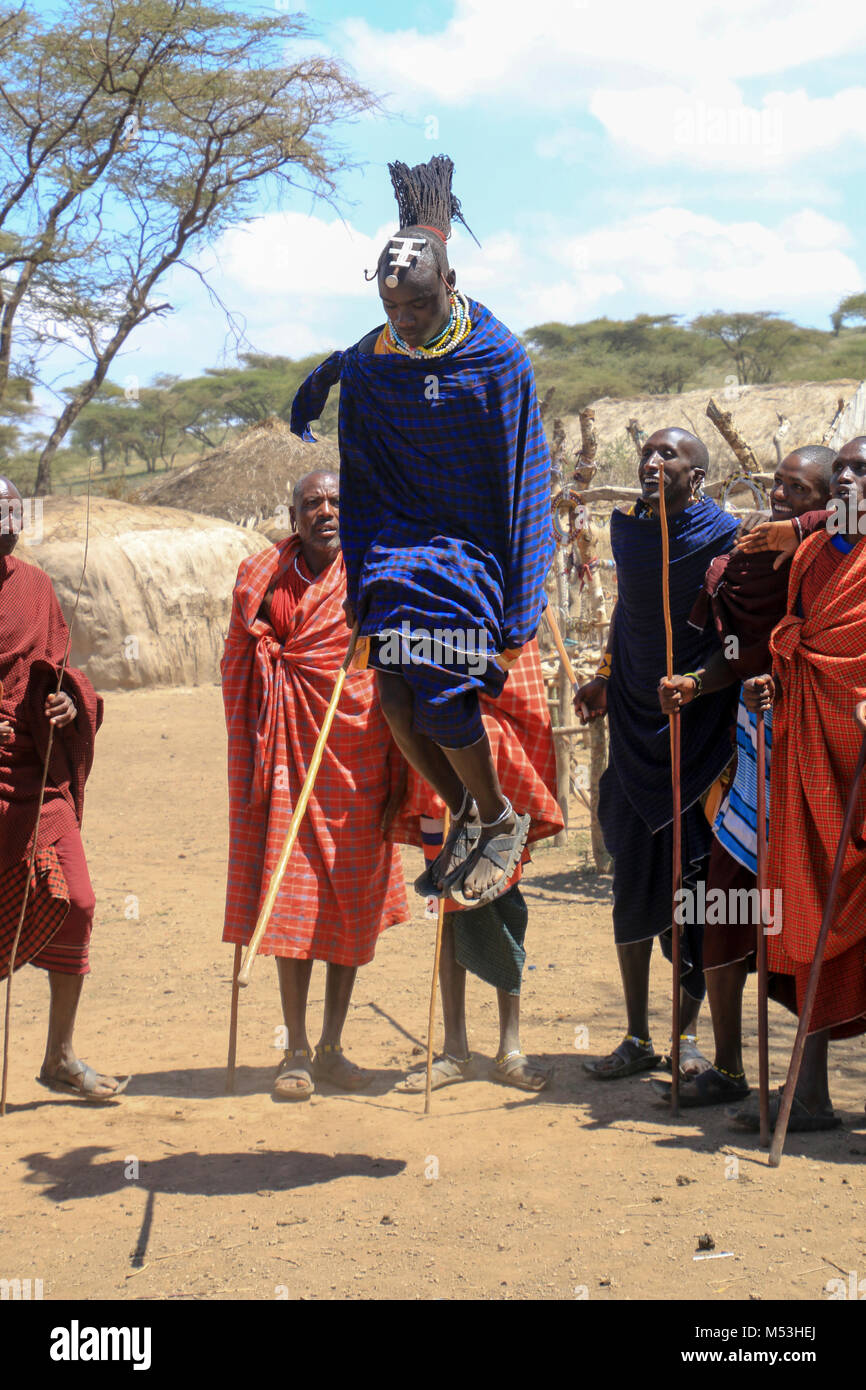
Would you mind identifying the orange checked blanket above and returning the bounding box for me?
[388,638,563,889]
[767,532,866,1037]
[221,537,408,966]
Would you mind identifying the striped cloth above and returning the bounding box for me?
[221,537,408,965]
[712,696,772,877]
[767,531,866,1037]
[290,301,554,745]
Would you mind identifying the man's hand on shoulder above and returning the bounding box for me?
[735,519,797,570]
[0,719,12,745]
[45,691,77,728]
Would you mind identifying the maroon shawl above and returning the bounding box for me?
[689,510,829,678]
[0,555,102,873]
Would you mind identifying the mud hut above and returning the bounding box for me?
[16,497,270,690]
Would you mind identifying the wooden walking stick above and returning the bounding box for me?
[657,476,682,1116]
[769,700,866,1167]
[225,943,242,1094]
[755,711,770,1147]
[544,598,579,689]
[234,625,359,991]
[424,808,451,1115]
[2,470,92,1118]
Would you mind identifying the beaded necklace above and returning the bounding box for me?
[383,290,472,359]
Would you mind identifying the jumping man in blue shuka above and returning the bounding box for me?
[291,156,553,907]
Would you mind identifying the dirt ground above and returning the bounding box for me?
[1,685,865,1304]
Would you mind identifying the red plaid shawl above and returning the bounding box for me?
[0,555,101,976]
[388,638,563,852]
[221,537,408,964]
[767,533,866,1034]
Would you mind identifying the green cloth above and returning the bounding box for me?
[451,885,528,995]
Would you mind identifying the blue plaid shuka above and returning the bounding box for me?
[291,301,554,746]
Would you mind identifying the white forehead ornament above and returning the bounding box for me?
[384,235,428,288]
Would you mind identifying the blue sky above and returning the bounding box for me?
[44,0,866,395]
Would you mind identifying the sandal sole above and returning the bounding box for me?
[451,813,530,907]
[583,1054,661,1080]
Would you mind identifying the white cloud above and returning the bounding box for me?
[548,207,860,318]
[339,0,866,112]
[217,212,394,298]
[588,84,866,169]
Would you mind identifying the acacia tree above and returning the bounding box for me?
[688,311,816,385]
[0,0,376,492]
[831,292,866,334]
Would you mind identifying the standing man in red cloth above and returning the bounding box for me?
[221,471,408,1101]
[742,436,866,1129]
[0,476,124,1101]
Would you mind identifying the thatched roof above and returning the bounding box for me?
[135,417,339,528]
[562,378,863,480]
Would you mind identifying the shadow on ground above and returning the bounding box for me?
[20,1146,406,1201]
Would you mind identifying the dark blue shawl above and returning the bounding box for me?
[606,499,740,833]
[291,300,553,652]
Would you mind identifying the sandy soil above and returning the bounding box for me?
[1,685,865,1303]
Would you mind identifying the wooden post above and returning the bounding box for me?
[553,546,571,848]
[626,418,646,456]
[225,943,242,1094]
[575,406,611,871]
[705,397,761,475]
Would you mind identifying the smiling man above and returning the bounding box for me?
[576,429,740,1082]
[654,444,834,1108]
[736,436,866,1130]
[221,470,408,1100]
[291,156,553,911]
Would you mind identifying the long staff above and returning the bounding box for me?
[769,701,866,1167]
[232,625,359,1000]
[224,943,242,1094]
[755,711,770,1146]
[1,474,92,1117]
[424,809,450,1115]
[657,477,682,1116]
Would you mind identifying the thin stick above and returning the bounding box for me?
[755,712,770,1147]
[769,703,866,1167]
[424,809,451,1116]
[237,625,359,987]
[225,942,242,1094]
[657,477,682,1116]
[1,467,92,1117]
[544,599,578,687]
